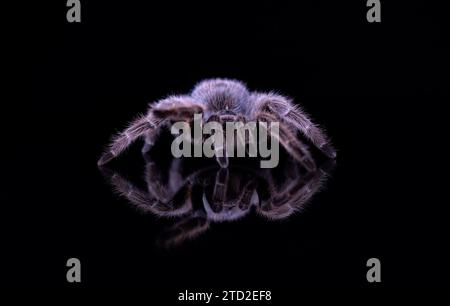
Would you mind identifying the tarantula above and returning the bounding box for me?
[98,79,336,169]
[100,152,334,247]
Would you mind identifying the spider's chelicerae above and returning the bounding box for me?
[98,79,336,169]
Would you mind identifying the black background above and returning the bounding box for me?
[4,0,449,293]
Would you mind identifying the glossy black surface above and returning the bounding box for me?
[5,0,448,290]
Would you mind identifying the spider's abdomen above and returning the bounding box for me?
[191,78,250,114]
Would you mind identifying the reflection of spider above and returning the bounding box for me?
[98,79,336,169]
[100,154,334,247]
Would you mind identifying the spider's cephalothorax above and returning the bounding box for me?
[190,79,250,121]
[98,79,336,169]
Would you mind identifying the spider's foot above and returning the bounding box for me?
[97,151,115,166]
[321,143,337,159]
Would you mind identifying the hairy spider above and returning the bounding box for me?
[98,79,336,169]
[100,152,334,247]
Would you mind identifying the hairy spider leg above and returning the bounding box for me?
[98,96,205,166]
[256,112,317,172]
[252,94,337,159]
